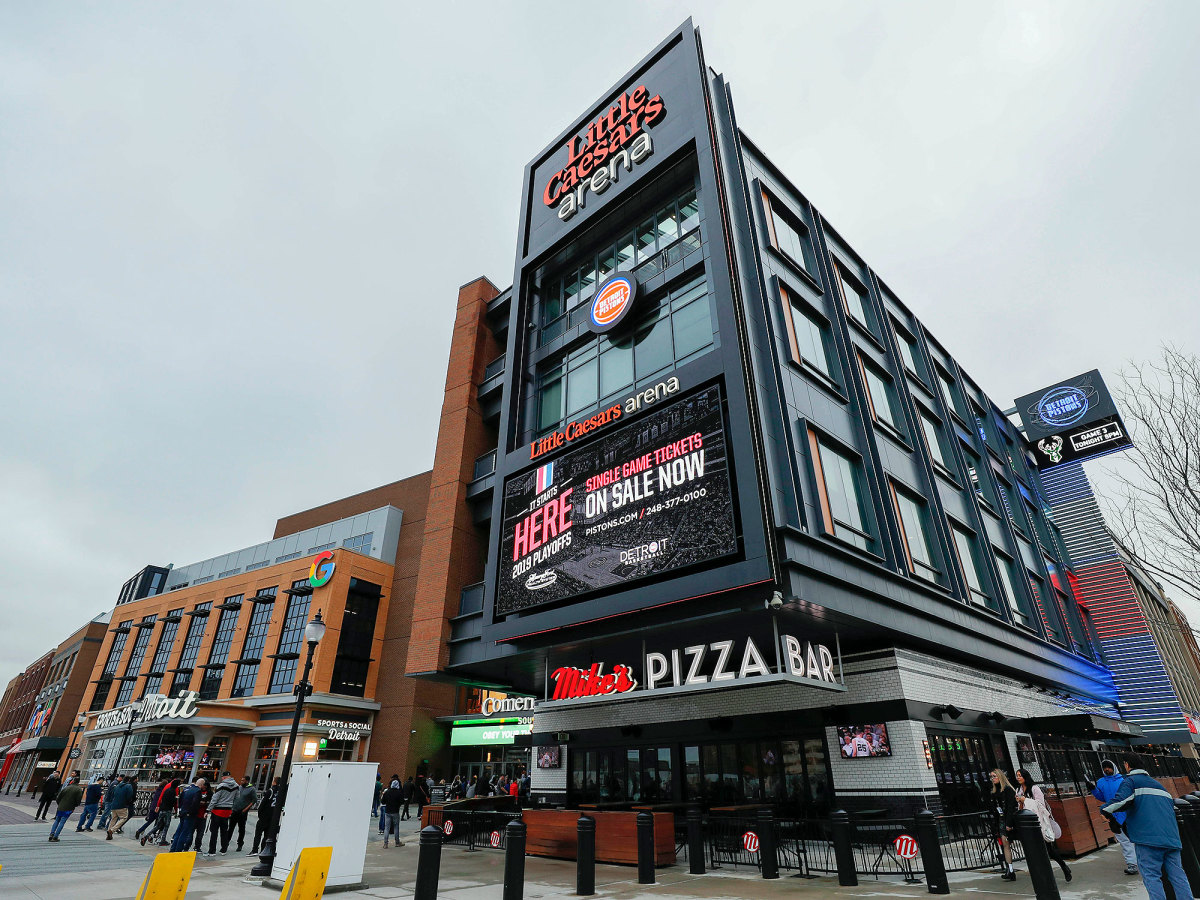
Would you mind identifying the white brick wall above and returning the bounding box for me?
[826,719,939,801]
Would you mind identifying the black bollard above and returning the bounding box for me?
[687,807,705,875]
[914,809,949,895]
[637,811,655,884]
[415,825,443,900]
[504,819,527,900]
[577,815,595,896]
[831,809,858,887]
[1174,800,1200,898]
[1016,809,1060,900]
[757,808,779,880]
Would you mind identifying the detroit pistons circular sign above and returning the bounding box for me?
[589,274,638,334]
[894,834,918,860]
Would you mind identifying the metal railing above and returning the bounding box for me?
[424,808,522,851]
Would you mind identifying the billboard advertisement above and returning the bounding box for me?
[1014,369,1132,469]
[496,384,738,616]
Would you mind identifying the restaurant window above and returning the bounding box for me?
[860,358,901,433]
[808,430,873,552]
[779,286,834,380]
[892,484,939,581]
[329,579,382,697]
[762,190,817,275]
[231,595,274,698]
[269,583,312,694]
[199,603,241,701]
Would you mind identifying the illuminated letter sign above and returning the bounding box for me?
[589,274,638,334]
[1037,386,1090,428]
[550,663,638,700]
[543,85,666,223]
[309,550,336,588]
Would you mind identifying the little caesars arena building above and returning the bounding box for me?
[414,20,1131,820]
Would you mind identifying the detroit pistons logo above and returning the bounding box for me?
[589,274,638,334]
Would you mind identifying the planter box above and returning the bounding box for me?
[521,809,676,866]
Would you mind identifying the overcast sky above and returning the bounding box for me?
[2,2,1198,687]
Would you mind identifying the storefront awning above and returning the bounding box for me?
[1010,713,1143,738]
[13,736,67,754]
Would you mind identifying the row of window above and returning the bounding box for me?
[809,427,1059,635]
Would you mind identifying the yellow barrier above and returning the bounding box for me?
[278,846,333,899]
[134,851,195,899]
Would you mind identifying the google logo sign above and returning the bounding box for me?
[309,550,336,588]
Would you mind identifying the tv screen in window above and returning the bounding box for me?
[836,724,892,758]
[536,746,561,769]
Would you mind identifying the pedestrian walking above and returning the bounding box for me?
[381,778,403,848]
[372,773,382,819]
[97,775,119,830]
[105,774,136,839]
[142,778,180,846]
[229,776,257,852]
[206,771,239,857]
[76,777,103,832]
[401,776,414,821]
[135,777,170,842]
[466,774,477,798]
[989,769,1019,882]
[1089,758,1139,875]
[35,771,61,820]
[251,777,279,855]
[1015,768,1071,882]
[413,772,430,819]
[169,777,207,853]
[1102,753,1192,900]
[48,778,84,841]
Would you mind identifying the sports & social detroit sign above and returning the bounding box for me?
[497,385,738,615]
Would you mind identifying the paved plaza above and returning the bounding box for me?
[0,794,1147,899]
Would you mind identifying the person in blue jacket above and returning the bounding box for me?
[1101,753,1190,900]
[1089,758,1138,875]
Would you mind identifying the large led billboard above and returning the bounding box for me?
[1014,369,1131,469]
[496,384,738,616]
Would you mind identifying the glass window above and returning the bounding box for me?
[115,617,157,705]
[782,288,833,377]
[565,357,598,415]
[231,593,274,699]
[839,271,869,325]
[170,603,211,697]
[895,325,920,376]
[672,296,711,360]
[599,344,633,398]
[994,553,1031,626]
[937,369,959,418]
[894,486,937,578]
[764,192,816,274]
[329,579,382,697]
[952,526,991,607]
[861,361,899,430]
[633,315,673,381]
[679,191,699,233]
[269,584,312,694]
[538,372,563,432]
[810,432,872,551]
[920,410,947,468]
[199,605,241,701]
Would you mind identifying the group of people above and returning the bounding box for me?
[991,752,1192,900]
[35,768,280,859]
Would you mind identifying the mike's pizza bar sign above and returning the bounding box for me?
[545,633,842,704]
[497,385,738,616]
[1015,369,1132,470]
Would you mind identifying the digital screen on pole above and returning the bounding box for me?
[496,384,738,616]
[1014,369,1132,469]
[836,724,892,758]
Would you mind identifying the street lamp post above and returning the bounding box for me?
[109,710,141,780]
[64,713,86,780]
[252,610,325,878]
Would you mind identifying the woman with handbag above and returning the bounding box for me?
[1016,768,1072,882]
[990,769,1020,881]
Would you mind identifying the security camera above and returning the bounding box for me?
[765,591,784,611]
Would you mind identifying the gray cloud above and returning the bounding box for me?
[2,1,1197,684]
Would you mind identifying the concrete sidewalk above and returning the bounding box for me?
[0,795,1147,899]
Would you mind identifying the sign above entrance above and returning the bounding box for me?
[450,721,533,747]
[481,696,536,717]
[94,690,199,730]
[316,717,370,742]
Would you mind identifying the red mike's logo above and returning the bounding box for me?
[543,85,666,223]
[589,274,637,334]
[550,663,638,700]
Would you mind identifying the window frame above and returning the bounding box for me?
[807,428,875,553]
[778,284,836,385]
[889,481,940,582]
[948,522,993,610]
[835,265,873,333]
[761,189,818,279]
[857,355,904,438]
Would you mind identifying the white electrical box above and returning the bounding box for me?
[272,761,376,887]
